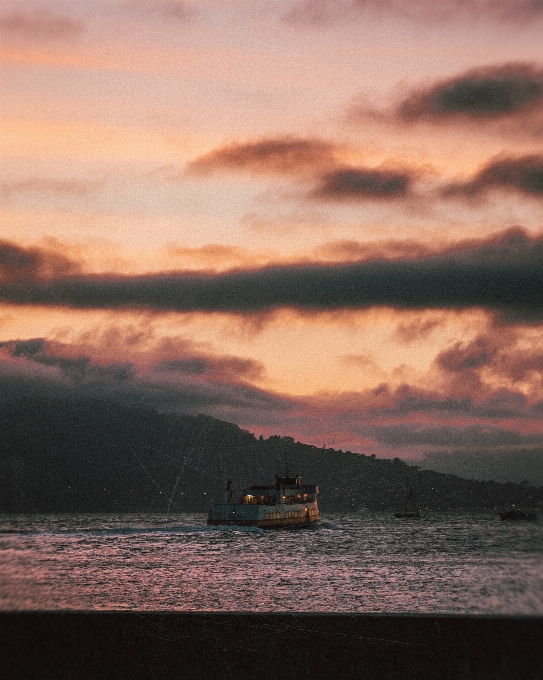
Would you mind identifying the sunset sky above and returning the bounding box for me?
[1,0,543,482]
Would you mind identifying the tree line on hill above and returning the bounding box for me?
[0,398,541,514]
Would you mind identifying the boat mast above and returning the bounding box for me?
[405,481,419,515]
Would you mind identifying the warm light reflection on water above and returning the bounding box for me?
[0,513,542,613]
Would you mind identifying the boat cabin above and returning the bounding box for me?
[239,476,318,506]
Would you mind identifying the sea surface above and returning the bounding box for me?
[1,512,542,614]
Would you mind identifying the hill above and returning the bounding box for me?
[0,398,541,513]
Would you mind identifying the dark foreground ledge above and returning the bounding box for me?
[2,612,542,680]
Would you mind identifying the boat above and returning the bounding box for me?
[499,506,537,521]
[207,474,319,528]
[395,483,421,518]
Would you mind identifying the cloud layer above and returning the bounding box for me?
[443,155,543,199]
[398,64,543,121]
[0,336,284,424]
[1,229,541,321]
[188,136,416,203]
[186,138,338,176]
[0,240,81,282]
[187,134,542,206]
[286,0,543,25]
[1,333,542,478]
[312,167,412,200]
[0,8,84,41]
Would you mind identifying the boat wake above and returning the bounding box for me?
[2,525,224,537]
[316,520,344,531]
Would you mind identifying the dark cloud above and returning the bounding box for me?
[153,358,211,375]
[0,241,81,282]
[436,331,543,386]
[443,155,543,199]
[0,338,135,384]
[398,64,543,122]
[422,449,543,486]
[186,138,338,176]
[497,351,543,383]
[0,338,288,421]
[394,316,445,343]
[0,9,84,41]
[152,356,264,381]
[367,422,543,449]
[1,178,104,198]
[284,0,351,25]
[313,238,434,262]
[312,166,413,200]
[2,338,541,470]
[6,338,46,358]
[332,382,535,419]
[0,229,542,322]
[188,138,415,203]
[306,383,543,458]
[285,1,543,25]
[437,336,497,373]
[0,334,263,384]
[132,1,193,21]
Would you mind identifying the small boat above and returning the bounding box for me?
[395,483,421,519]
[499,506,537,521]
[207,474,319,529]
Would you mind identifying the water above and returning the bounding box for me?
[1,513,542,614]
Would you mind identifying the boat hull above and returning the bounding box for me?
[207,517,319,529]
[207,500,319,529]
[499,511,537,521]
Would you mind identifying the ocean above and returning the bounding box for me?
[1,512,542,614]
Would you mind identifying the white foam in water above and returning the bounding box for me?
[316,520,343,530]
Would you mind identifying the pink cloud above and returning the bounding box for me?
[0,8,84,41]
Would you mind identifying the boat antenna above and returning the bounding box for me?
[284,451,289,478]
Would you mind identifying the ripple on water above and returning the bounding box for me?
[0,512,542,613]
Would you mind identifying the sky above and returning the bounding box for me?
[1,0,543,483]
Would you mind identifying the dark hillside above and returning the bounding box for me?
[0,398,541,513]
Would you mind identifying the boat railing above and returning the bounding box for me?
[283,494,315,504]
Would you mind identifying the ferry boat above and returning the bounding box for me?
[207,475,319,528]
